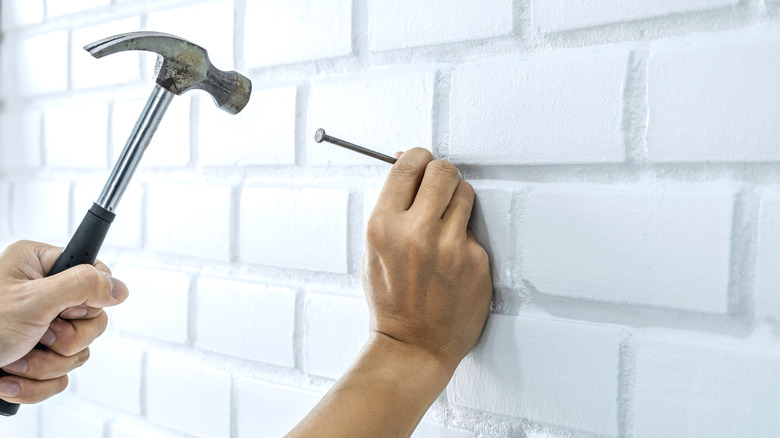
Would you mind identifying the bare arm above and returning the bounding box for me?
[288,148,493,437]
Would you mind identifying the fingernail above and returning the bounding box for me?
[109,276,129,301]
[40,328,56,346]
[61,306,88,319]
[3,359,27,375]
[0,380,20,398]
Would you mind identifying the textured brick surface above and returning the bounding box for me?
[647,38,780,162]
[523,184,734,313]
[14,32,68,96]
[237,379,324,438]
[240,187,349,272]
[634,336,780,437]
[147,352,231,438]
[0,110,41,169]
[197,278,296,366]
[198,86,297,166]
[758,188,780,320]
[45,103,108,168]
[41,403,104,438]
[72,338,143,413]
[303,294,370,379]
[71,18,141,90]
[147,183,231,260]
[368,0,513,51]
[449,50,628,164]
[244,0,352,67]
[11,181,70,244]
[47,0,109,17]
[449,314,623,436]
[109,266,190,343]
[534,0,738,32]
[307,69,435,165]
[1,0,43,28]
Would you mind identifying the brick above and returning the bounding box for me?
[72,182,142,248]
[147,351,231,438]
[758,188,780,320]
[11,181,70,244]
[0,110,42,169]
[111,421,186,438]
[72,18,141,90]
[523,184,734,313]
[1,0,44,28]
[72,337,142,413]
[47,0,109,17]
[449,50,627,165]
[307,69,435,165]
[197,278,296,366]
[412,422,476,438]
[368,0,512,51]
[3,404,39,438]
[113,96,190,167]
[237,379,323,438]
[45,103,108,168]
[634,336,780,437]
[534,0,737,33]
[15,31,68,96]
[470,183,514,287]
[147,183,231,260]
[109,266,190,343]
[244,0,352,67]
[303,294,369,379]
[146,1,234,69]
[448,314,623,436]
[41,403,103,438]
[240,187,349,273]
[647,38,780,162]
[198,86,296,166]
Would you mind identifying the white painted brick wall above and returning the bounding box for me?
[147,183,231,260]
[303,293,370,379]
[11,181,71,244]
[196,277,296,366]
[236,379,324,438]
[634,335,780,437]
[71,337,143,414]
[758,188,780,321]
[244,0,352,67]
[307,69,435,165]
[534,0,738,33]
[647,37,780,162]
[449,314,624,436]
[523,184,734,313]
[367,0,513,51]
[198,86,297,166]
[14,31,69,96]
[45,103,109,168]
[0,110,41,169]
[449,50,628,165]
[146,351,231,438]
[240,187,349,273]
[2,1,780,436]
[41,402,104,438]
[109,265,190,343]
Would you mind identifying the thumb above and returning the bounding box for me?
[33,264,129,316]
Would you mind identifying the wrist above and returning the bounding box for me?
[365,332,458,391]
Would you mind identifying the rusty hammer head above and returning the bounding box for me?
[85,31,251,114]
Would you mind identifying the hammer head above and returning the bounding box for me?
[85,32,251,115]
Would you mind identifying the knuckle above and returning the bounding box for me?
[459,180,475,198]
[389,161,422,182]
[366,213,391,247]
[71,265,105,292]
[427,160,459,179]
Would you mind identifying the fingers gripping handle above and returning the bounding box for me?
[0,203,115,416]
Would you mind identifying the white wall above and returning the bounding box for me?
[2,0,780,437]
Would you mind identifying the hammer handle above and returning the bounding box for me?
[0,204,115,417]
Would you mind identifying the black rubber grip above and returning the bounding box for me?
[0,203,115,417]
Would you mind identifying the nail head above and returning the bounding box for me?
[314,128,326,143]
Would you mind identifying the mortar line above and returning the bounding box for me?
[617,330,636,438]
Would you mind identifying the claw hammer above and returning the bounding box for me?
[0,31,252,416]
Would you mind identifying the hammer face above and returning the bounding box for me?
[86,31,252,115]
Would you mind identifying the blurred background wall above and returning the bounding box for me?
[2,0,780,437]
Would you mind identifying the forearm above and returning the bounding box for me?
[287,334,456,438]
